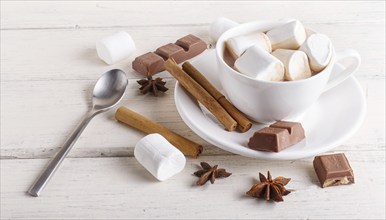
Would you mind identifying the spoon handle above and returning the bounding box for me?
[27,111,95,197]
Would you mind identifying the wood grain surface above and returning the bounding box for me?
[1,1,385,219]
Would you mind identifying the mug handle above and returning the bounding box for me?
[323,49,361,93]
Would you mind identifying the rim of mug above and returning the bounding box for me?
[215,20,335,85]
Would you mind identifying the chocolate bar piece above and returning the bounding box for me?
[132,34,207,76]
[175,34,207,60]
[248,127,291,152]
[313,153,355,188]
[155,43,187,64]
[132,52,165,76]
[248,121,305,152]
[270,121,305,144]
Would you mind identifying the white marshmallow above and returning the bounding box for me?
[134,134,186,181]
[299,33,333,72]
[235,45,284,81]
[271,49,312,81]
[266,20,307,50]
[209,17,239,41]
[96,31,136,65]
[226,32,272,59]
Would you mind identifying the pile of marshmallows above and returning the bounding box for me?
[210,18,333,82]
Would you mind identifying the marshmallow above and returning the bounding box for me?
[271,49,312,81]
[226,32,272,59]
[134,134,186,181]
[96,31,136,65]
[266,20,307,50]
[299,33,333,72]
[235,45,284,81]
[209,17,239,41]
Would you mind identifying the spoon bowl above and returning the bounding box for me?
[28,69,128,197]
[92,69,128,111]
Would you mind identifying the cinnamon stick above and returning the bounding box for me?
[115,106,203,158]
[182,62,252,132]
[164,59,237,131]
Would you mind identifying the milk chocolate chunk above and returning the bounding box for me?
[248,121,305,152]
[270,121,305,144]
[313,153,354,188]
[175,34,207,59]
[155,43,186,64]
[248,127,291,152]
[132,52,165,76]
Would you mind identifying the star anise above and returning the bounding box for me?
[194,162,232,186]
[137,76,168,96]
[246,171,291,202]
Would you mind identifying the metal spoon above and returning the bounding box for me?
[28,69,128,197]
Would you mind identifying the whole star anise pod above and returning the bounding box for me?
[137,76,168,96]
[246,171,291,202]
[194,162,232,186]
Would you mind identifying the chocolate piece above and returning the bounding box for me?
[155,43,187,63]
[132,34,207,76]
[175,34,207,60]
[132,52,165,76]
[270,121,305,144]
[248,121,305,152]
[313,153,354,188]
[248,127,290,152]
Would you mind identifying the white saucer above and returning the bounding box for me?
[174,50,366,160]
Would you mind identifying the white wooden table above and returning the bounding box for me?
[1,1,385,219]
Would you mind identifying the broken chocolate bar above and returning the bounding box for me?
[313,153,354,188]
[248,121,305,152]
[132,34,207,76]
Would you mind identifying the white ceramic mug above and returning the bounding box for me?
[216,21,361,123]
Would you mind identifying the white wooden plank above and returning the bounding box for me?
[1,23,385,82]
[0,26,206,81]
[0,77,229,159]
[1,1,384,30]
[1,78,384,159]
[1,154,385,219]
